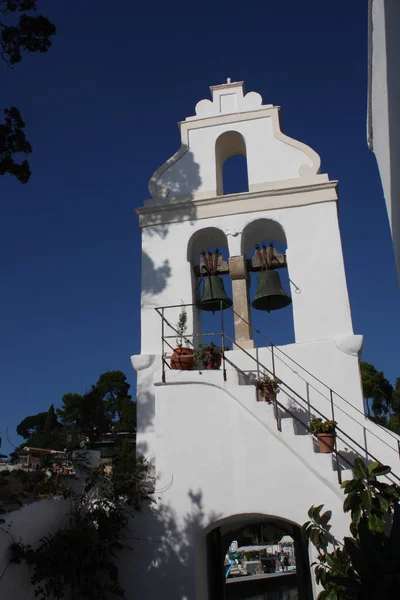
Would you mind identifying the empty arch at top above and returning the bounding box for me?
[215,130,249,196]
[147,81,321,204]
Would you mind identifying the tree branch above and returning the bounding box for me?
[0,560,11,583]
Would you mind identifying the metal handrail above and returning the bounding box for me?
[222,354,355,482]
[226,305,400,454]
[221,332,400,487]
[158,302,400,457]
[155,305,228,383]
[155,303,400,486]
[156,306,353,480]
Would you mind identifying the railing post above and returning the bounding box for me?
[161,307,166,383]
[306,382,311,419]
[271,344,276,379]
[329,389,335,421]
[271,344,281,431]
[330,389,342,484]
[220,301,227,381]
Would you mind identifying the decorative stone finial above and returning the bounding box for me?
[193,81,265,119]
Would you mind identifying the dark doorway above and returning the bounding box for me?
[206,515,312,600]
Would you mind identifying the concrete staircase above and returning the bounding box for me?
[227,372,354,488]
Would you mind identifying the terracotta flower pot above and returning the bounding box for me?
[171,347,194,370]
[202,355,222,370]
[317,433,335,453]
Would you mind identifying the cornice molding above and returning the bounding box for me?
[137,179,338,228]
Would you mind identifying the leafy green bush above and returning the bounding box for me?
[302,459,400,599]
[308,418,337,435]
[194,342,229,367]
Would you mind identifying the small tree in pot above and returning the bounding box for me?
[308,417,337,453]
[251,373,280,403]
[170,306,194,370]
[194,342,228,370]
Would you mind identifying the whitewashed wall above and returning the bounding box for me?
[131,80,400,600]
[369,0,400,279]
[128,344,400,600]
[140,203,353,354]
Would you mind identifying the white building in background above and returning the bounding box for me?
[368,0,400,280]
[127,81,400,599]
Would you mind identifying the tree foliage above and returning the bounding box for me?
[15,405,64,450]
[16,371,137,452]
[0,106,31,182]
[96,370,136,433]
[359,361,400,435]
[57,387,110,445]
[388,378,400,434]
[0,0,56,182]
[56,370,136,444]
[360,361,392,417]
[16,410,47,439]
[302,458,400,599]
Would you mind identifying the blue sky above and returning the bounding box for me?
[1,1,399,455]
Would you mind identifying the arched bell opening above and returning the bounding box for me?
[187,227,235,349]
[215,131,249,196]
[202,513,312,600]
[241,219,295,347]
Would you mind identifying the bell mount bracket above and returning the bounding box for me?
[192,243,287,277]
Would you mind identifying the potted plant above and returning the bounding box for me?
[170,306,194,370]
[308,417,337,453]
[194,342,228,370]
[251,373,280,403]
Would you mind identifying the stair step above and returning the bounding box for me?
[230,372,354,488]
[339,469,354,483]
[280,417,309,437]
[280,417,295,434]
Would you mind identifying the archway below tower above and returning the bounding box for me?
[204,514,312,600]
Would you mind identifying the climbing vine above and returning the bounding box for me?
[8,444,151,599]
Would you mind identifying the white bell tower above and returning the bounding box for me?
[127,81,400,600]
[137,79,353,352]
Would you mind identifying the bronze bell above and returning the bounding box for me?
[198,275,233,312]
[252,270,292,312]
